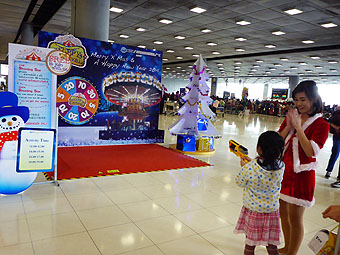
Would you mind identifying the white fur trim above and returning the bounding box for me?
[291,114,322,173]
[295,163,318,173]
[292,137,300,171]
[280,193,315,207]
[302,113,322,131]
[310,140,321,158]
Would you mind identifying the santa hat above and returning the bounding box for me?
[0,92,29,122]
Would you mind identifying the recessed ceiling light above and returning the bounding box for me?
[306,70,313,73]
[250,68,257,71]
[284,70,291,73]
[166,49,175,53]
[137,45,146,48]
[256,60,263,63]
[236,20,251,26]
[217,63,224,66]
[329,60,338,64]
[272,31,286,36]
[153,41,163,44]
[201,28,212,33]
[212,51,221,55]
[175,35,186,40]
[310,56,320,59]
[188,65,192,68]
[185,46,193,50]
[235,37,247,41]
[330,69,338,72]
[319,72,327,75]
[265,44,276,48]
[235,48,245,52]
[274,63,282,66]
[302,40,314,44]
[207,42,217,46]
[166,67,171,70]
[299,62,307,65]
[321,22,338,28]
[265,71,271,74]
[136,27,146,32]
[269,68,276,70]
[284,8,303,15]
[235,62,242,65]
[235,66,241,69]
[119,34,129,38]
[159,19,173,24]
[253,65,260,67]
[190,7,207,13]
[176,56,183,59]
[108,40,115,43]
[110,6,124,13]
[192,54,199,57]
[315,66,322,68]
[163,58,168,61]
[280,58,289,61]
[176,66,181,69]
[291,66,298,69]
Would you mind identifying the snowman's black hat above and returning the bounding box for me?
[0,92,29,122]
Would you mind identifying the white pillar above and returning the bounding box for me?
[210,77,217,96]
[288,76,299,98]
[71,0,110,41]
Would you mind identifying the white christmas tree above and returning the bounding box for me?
[168,55,221,138]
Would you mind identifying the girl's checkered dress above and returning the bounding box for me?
[234,206,281,246]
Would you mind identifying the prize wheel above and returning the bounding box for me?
[57,76,99,125]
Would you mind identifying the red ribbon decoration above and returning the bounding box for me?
[0,131,19,152]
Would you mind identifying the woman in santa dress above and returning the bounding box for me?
[278,80,329,255]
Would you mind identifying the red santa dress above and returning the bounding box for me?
[278,113,329,207]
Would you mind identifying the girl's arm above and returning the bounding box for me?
[278,110,293,140]
[295,127,314,157]
[235,164,249,188]
[290,109,315,157]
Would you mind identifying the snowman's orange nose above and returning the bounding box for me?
[8,121,13,126]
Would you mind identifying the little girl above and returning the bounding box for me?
[234,131,285,255]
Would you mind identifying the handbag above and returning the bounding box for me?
[309,225,340,255]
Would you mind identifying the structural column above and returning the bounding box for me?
[263,83,269,99]
[21,23,34,45]
[210,77,217,96]
[71,0,110,41]
[288,76,299,98]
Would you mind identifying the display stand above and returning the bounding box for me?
[32,108,59,187]
[169,144,215,155]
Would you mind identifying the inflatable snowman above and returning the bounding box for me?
[0,91,37,195]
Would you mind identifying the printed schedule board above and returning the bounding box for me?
[17,128,56,172]
[8,44,57,129]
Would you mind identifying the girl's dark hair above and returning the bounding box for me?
[292,80,323,116]
[257,131,284,169]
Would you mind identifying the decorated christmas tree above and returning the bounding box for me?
[169,55,221,152]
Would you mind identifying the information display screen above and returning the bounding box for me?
[272,89,288,99]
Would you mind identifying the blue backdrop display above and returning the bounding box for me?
[38,31,164,146]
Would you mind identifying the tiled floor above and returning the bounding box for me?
[1,114,339,255]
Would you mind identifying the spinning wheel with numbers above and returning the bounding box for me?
[56,76,99,125]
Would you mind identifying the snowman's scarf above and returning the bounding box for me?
[0,131,19,152]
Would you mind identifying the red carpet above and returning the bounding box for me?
[45,144,210,180]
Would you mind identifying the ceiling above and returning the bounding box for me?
[1,0,340,83]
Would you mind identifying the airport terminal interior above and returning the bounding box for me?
[1,0,340,254]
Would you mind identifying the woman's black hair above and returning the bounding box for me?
[257,131,284,169]
[292,80,323,116]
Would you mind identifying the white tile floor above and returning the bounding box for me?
[1,114,339,255]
